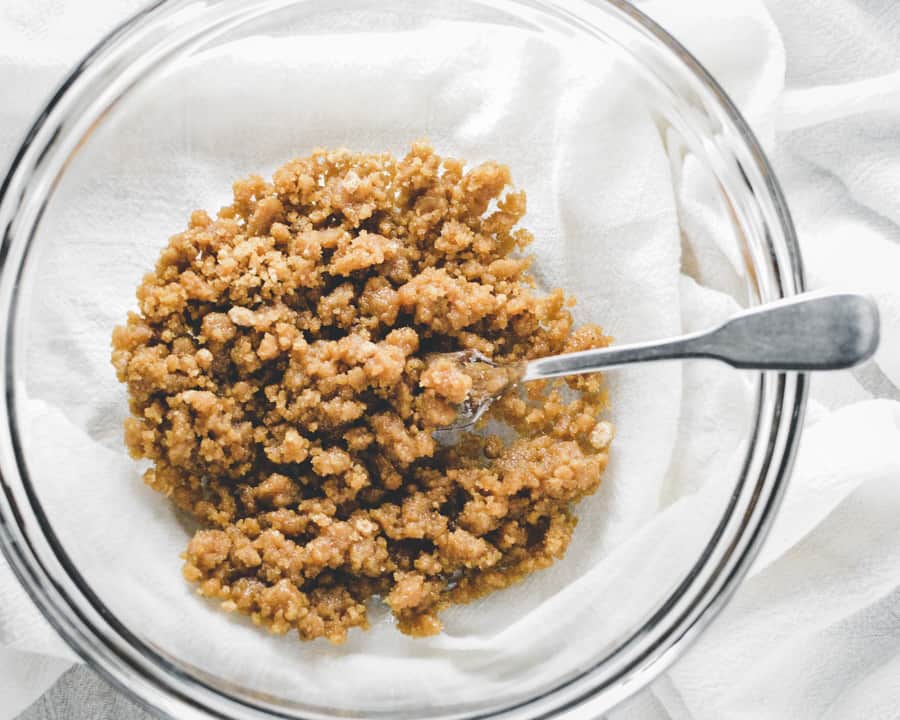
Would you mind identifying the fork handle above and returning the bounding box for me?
[520,292,880,381]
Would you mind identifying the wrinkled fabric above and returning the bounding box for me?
[611,1,900,719]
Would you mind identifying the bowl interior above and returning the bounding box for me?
[5,1,797,717]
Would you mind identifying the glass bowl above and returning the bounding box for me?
[0,1,806,718]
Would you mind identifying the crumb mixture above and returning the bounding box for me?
[111,142,614,643]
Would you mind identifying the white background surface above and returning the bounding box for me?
[2,1,900,719]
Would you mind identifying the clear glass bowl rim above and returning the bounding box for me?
[0,1,808,719]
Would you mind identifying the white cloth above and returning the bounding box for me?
[1,0,900,718]
[1,3,152,716]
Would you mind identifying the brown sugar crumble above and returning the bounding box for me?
[111,142,613,643]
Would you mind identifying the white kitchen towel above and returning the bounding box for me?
[611,1,900,719]
[1,1,900,719]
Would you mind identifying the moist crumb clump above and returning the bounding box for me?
[112,142,613,643]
